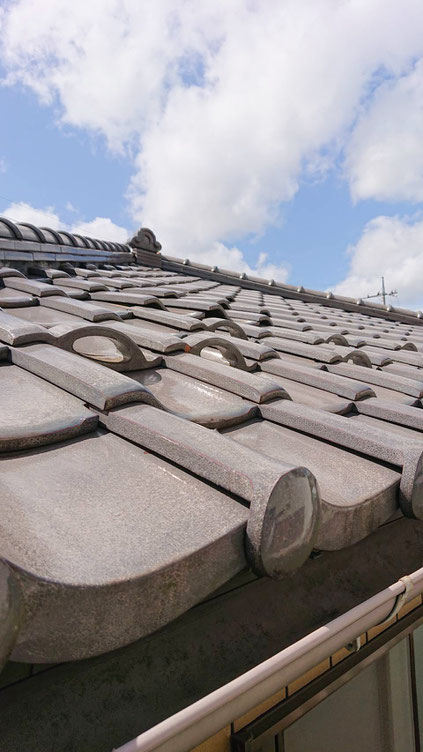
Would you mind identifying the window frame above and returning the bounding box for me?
[231,605,423,752]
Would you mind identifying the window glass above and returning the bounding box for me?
[412,623,423,746]
[283,638,415,752]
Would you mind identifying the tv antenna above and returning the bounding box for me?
[362,276,397,306]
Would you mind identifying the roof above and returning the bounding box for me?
[1,216,423,668]
[0,215,132,256]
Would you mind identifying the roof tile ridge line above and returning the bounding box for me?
[159,254,423,328]
[0,215,133,254]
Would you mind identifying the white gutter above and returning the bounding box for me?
[113,567,423,752]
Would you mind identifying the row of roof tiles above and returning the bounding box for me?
[162,253,423,322]
[1,214,420,322]
[2,244,423,673]
[0,216,130,253]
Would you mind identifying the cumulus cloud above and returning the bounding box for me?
[2,1,423,275]
[2,201,62,228]
[196,243,289,282]
[346,60,423,202]
[0,199,288,276]
[331,214,423,309]
[71,217,129,243]
[1,201,129,241]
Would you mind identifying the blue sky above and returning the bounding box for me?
[0,82,411,293]
[0,84,132,230]
[1,1,423,308]
[244,177,413,293]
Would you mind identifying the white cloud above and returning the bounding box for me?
[1,201,129,241]
[346,60,423,202]
[331,214,423,310]
[199,243,289,282]
[71,216,129,243]
[2,1,423,271]
[0,199,287,276]
[2,201,61,228]
[0,158,7,173]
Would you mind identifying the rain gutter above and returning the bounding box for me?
[114,566,423,752]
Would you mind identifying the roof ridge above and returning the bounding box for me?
[1,213,421,325]
[0,214,131,253]
[160,253,423,326]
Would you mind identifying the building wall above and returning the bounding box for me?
[192,595,423,752]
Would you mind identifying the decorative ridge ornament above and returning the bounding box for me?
[128,227,162,253]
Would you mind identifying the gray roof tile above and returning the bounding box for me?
[0,288,37,307]
[260,357,375,400]
[3,430,248,662]
[39,296,121,322]
[52,277,108,292]
[97,320,185,354]
[89,290,165,308]
[3,277,68,297]
[102,405,319,577]
[183,330,276,362]
[130,306,204,331]
[224,419,399,549]
[0,310,53,346]
[6,306,86,328]
[257,371,353,413]
[166,352,288,403]
[130,366,257,428]
[0,363,98,451]
[45,284,89,299]
[4,218,423,668]
[10,343,161,410]
[259,399,423,517]
[327,361,423,398]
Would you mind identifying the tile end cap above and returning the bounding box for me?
[246,466,320,579]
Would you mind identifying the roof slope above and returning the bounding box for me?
[1,218,423,668]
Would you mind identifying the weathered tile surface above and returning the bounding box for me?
[10,343,161,410]
[3,219,423,669]
[2,430,248,662]
[0,363,97,450]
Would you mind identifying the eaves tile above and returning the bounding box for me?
[2,217,423,670]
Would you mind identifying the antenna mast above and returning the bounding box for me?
[362,277,397,306]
